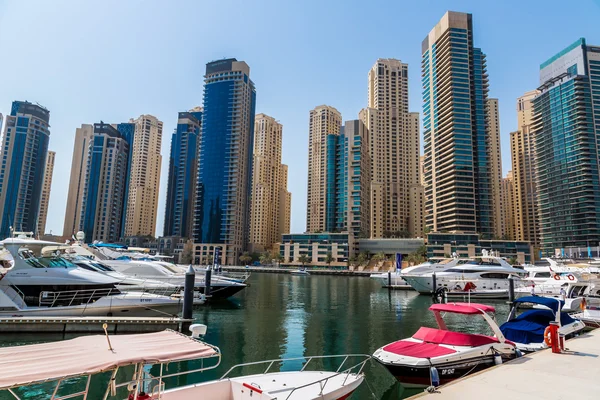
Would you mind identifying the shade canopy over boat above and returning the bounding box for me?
[513,296,563,313]
[0,330,220,389]
[429,302,496,315]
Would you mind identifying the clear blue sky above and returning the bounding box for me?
[1,0,599,237]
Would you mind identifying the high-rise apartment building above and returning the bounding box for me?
[500,171,515,239]
[79,123,132,242]
[532,38,600,252]
[38,150,55,235]
[0,101,50,237]
[193,59,256,265]
[164,108,202,238]
[306,105,342,233]
[249,114,291,252]
[487,99,503,238]
[422,11,493,236]
[364,59,421,238]
[63,125,95,238]
[510,90,540,246]
[124,115,162,237]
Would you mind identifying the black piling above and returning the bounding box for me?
[205,267,212,298]
[508,277,515,302]
[183,265,195,320]
[432,273,437,294]
[388,271,392,289]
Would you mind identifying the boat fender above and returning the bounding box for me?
[553,275,561,281]
[429,366,440,387]
[494,354,503,365]
[544,326,553,347]
[580,298,587,311]
[567,274,575,281]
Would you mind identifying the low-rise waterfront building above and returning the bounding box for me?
[278,232,354,268]
[357,238,424,258]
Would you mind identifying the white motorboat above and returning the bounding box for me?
[0,237,185,317]
[402,256,525,295]
[500,296,585,352]
[0,329,368,400]
[370,258,463,287]
[373,303,518,388]
[290,268,310,276]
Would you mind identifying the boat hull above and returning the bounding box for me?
[377,355,511,388]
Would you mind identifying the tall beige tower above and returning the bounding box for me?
[510,90,540,246]
[38,151,55,235]
[306,105,342,232]
[364,59,421,238]
[249,114,291,252]
[63,124,95,238]
[487,99,503,238]
[500,171,515,239]
[125,115,163,237]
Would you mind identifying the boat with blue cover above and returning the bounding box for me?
[500,296,584,352]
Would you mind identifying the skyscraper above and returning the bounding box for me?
[422,11,493,236]
[164,108,202,238]
[124,115,163,237]
[306,105,342,233]
[79,123,132,242]
[249,114,291,252]
[63,124,95,238]
[510,90,540,246]
[0,101,50,237]
[500,171,515,240]
[193,58,256,265]
[487,98,503,238]
[532,38,600,252]
[364,59,421,238]
[38,150,56,235]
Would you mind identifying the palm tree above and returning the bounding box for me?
[298,254,310,268]
[259,252,271,265]
[325,252,334,268]
[239,252,252,266]
[357,252,368,267]
[272,252,284,268]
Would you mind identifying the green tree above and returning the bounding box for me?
[239,252,252,266]
[508,257,518,266]
[357,252,368,267]
[272,251,284,268]
[259,252,271,265]
[298,254,310,267]
[325,252,334,268]
[180,247,193,264]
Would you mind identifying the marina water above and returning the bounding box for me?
[0,273,511,400]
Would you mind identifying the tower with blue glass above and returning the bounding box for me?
[422,11,493,236]
[79,122,132,243]
[164,108,202,238]
[532,38,600,253]
[193,59,256,265]
[0,101,50,237]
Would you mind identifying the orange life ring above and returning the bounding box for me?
[567,274,575,281]
[544,326,552,346]
[553,275,561,280]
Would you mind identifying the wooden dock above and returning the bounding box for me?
[409,328,600,399]
[222,266,372,276]
[0,316,191,333]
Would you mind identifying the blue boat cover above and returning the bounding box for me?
[500,309,577,344]
[513,296,563,313]
[92,243,127,249]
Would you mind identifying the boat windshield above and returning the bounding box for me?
[25,256,77,269]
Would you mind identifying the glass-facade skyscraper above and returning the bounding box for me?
[422,11,493,236]
[0,101,50,237]
[164,108,202,238]
[532,38,600,253]
[193,59,256,265]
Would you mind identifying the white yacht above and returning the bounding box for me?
[402,256,525,295]
[0,237,184,317]
[370,258,463,286]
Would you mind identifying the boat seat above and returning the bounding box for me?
[383,340,456,358]
[412,327,500,347]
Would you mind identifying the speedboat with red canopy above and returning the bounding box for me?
[373,303,518,388]
[0,329,368,400]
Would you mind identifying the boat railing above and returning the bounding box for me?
[220,354,371,398]
[4,284,26,305]
[38,287,145,307]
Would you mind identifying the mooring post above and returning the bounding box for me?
[183,265,195,320]
[508,276,515,302]
[432,272,437,294]
[388,271,392,289]
[205,267,212,298]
